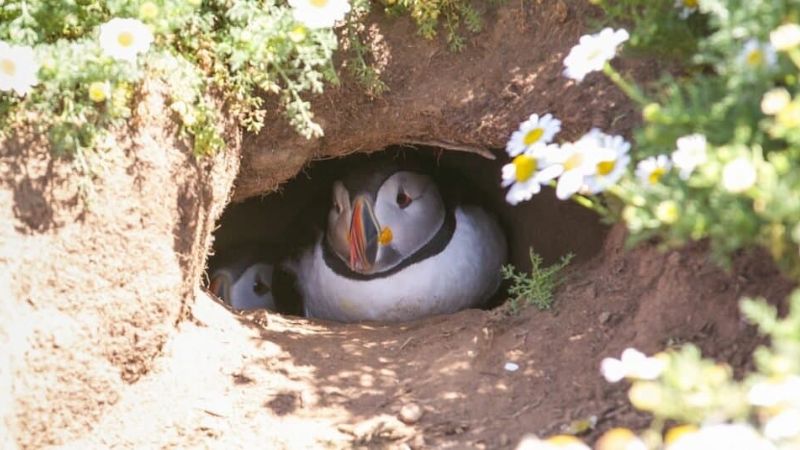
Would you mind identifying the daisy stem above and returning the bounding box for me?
[571,194,610,216]
[603,63,649,106]
[787,49,800,71]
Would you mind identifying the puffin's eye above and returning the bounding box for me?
[396,191,412,209]
[334,201,342,214]
[253,280,271,296]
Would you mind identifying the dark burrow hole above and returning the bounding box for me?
[207,145,609,320]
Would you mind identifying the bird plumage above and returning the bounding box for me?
[208,246,277,311]
[286,161,507,322]
[293,205,505,322]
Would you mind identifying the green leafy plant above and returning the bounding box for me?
[501,250,573,313]
[500,0,800,447]
[341,0,389,97]
[589,0,707,58]
[0,0,343,160]
[383,0,490,51]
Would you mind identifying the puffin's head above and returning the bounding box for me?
[209,263,276,310]
[326,170,445,275]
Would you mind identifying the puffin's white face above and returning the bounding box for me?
[327,171,445,275]
[210,263,276,310]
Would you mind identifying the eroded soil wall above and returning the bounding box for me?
[235,0,642,200]
[0,81,240,448]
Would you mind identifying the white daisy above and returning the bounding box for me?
[506,113,562,157]
[563,28,629,82]
[516,435,590,450]
[289,0,351,29]
[722,157,757,193]
[675,0,699,19]
[739,39,777,69]
[0,41,39,96]
[748,376,800,407]
[770,23,800,51]
[548,140,599,200]
[502,144,561,205]
[761,88,791,115]
[764,408,800,440]
[99,18,154,63]
[667,423,776,450]
[671,133,707,179]
[601,348,665,383]
[635,155,672,186]
[580,129,631,194]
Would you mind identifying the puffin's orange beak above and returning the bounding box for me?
[349,197,380,272]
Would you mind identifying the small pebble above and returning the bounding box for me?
[598,311,611,324]
[399,403,423,424]
[504,362,520,372]
[499,433,510,447]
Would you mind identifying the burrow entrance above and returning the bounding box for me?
[193,147,792,448]
[208,146,608,318]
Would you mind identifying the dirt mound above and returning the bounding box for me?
[234,0,646,201]
[53,223,792,449]
[0,81,240,448]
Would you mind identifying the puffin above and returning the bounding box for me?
[286,160,507,322]
[208,246,277,311]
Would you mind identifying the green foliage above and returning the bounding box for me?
[631,345,749,425]
[212,0,339,138]
[342,0,389,97]
[0,0,341,158]
[384,0,489,51]
[742,290,800,377]
[590,0,707,58]
[501,250,573,313]
[625,292,800,448]
[587,0,800,277]
[526,1,800,447]
[0,0,499,162]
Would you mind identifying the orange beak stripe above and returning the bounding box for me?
[349,199,367,270]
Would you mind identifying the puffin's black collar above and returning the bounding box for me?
[321,207,457,281]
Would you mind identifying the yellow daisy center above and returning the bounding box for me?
[310,0,329,7]
[523,127,544,146]
[139,2,159,19]
[747,49,764,66]
[288,25,307,43]
[597,428,638,450]
[563,153,584,172]
[596,160,616,176]
[655,201,679,224]
[1,58,16,76]
[88,82,108,103]
[683,0,698,7]
[545,435,584,445]
[665,424,699,445]
[648,167,666,184]
[629,381,663,411]
[513,155,537,182]
[778,102,800,127]
[117,31,135,48]
[587,46,605,62]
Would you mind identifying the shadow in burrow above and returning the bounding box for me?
[206,145,795,447]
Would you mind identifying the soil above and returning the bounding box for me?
[0,0,794,449]
[0,81,241,448]
[234,0,650,201]
[55,224,794,449]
